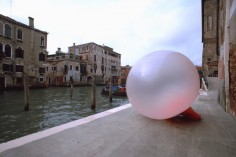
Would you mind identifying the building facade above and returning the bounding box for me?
[0,14,48,88]
[217,0,236,117]
[202,0,219,77]
[47,48,82,86]
[202,0,236,117]
[68,42,121,84]
[120,65,132,84]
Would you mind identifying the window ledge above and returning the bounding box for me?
[17,39,23,42]
[4,35,12,39]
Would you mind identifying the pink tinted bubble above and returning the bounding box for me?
[126,50,199,119]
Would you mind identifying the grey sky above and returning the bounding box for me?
[0,0,202,66]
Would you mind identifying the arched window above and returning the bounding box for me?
[17,29,23,40]
[0,22,3,35]
[0,43,3,52]
[40,36,45,46]
[39,52,45,61]
[5,44,11,58]
[5,24,12,37]
[15,47,24,58]
[0,43,4,60]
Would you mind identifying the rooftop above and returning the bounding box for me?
[0,14,48,34]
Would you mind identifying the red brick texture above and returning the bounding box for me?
[229,44,236,114]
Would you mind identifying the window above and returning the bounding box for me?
[3,64,13,72]
[40,36,45,46]
[94,64,97,73]
[39,67,45,74]
[80,64,86,75]
[76,66,79,71]
[39,77,44,82]
[0,43,2,52]
[0,43,3,60]
[70,76,73,82]
[0,22,3,35]
[70,65,72,70]
[16,77,23,84]
[17,29,23,40]
[5,44,11,57]
[64,77,66,82]
[16,65,24,72]
[15,47,24,58]
[52,66,57,71]
[5,24,11,37]
[86,46,88,51]
[39,52,46,61]
[94,55,96,62]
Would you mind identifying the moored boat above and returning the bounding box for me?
[101,84,127,96]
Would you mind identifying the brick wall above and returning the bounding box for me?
[229,44,236,116]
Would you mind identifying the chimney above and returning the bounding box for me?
[28,17,34,28]
[73,43,75,46]
[58,47,61,52]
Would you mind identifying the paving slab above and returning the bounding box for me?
[0,90,236,157]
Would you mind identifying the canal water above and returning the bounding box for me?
[0,86,129,143]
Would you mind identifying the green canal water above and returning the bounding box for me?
[0,86,129,143]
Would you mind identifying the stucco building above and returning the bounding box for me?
[202,0,236,117]
[47,48,82,86]
[68,42,121,84]
[0,14,48,88]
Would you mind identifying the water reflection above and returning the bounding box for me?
[0,86,129,143]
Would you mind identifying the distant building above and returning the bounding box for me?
[120,65,132,84]
[47,48,82,86]
[0,14,48,88]
[201,0,219,77]
[68,42,121,84]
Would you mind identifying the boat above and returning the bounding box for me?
[101,84,127,96]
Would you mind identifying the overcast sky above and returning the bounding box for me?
[0,0,202,66]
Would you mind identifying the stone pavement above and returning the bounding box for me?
[0,90,236,157]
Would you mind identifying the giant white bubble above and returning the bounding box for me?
[126,50,200,120]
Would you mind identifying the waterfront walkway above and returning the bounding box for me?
[0,90,236,157]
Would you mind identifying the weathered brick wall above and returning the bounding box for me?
[229,44,236,116]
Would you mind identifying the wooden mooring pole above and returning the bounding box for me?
[91,75,96,109]
[70,78,74,98]
[109,76,112,102]
[24,74,29,111]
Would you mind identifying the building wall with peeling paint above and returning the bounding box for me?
[217,0,236,117]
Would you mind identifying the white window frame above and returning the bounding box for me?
[40,36,45,46]
[0,21,3,35]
